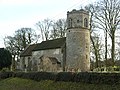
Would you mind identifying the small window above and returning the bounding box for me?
[28,57,31,60]
[86,43,88,48]
[84,18,88,27]
[77,20,80,23]
[24,64,26,68]
[86,55,88,59]
[68,18,72,28]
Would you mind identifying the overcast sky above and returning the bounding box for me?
[0,0,97,48]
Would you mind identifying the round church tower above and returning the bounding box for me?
[66,9,90,72]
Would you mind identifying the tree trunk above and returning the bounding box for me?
[95,49,99,68]
[90,35,99,68]
[111,34,115,66]
[105,30,108,67]
[11,55,16,71]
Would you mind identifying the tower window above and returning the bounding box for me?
[84,18,88,27]
[86,55,88,59]
[68,18,72,28]
[77,20,80,23]
[28,57,31,60]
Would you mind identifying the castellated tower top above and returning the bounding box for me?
[67,9,89,29]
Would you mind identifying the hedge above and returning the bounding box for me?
[0,71,120,85]
[0,72,13,79]
[55,72,75,82]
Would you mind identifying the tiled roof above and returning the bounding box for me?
[20,44,37,57]
[48,57,61,64]
[33,37,66,51]
[20,37,66,57]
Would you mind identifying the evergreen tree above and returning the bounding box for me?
[0,48,12,69]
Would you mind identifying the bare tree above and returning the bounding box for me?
[85,4,103,68]
[115,34,120,61]
[86,3,109,67]
[50,19,67,39]
[4,27,38,70]
[95,0,120,66]
[15,28,39,49]
[4,36,17,70]
[91,34,104,68]
[36,19,52,41]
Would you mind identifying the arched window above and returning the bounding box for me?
[77,20,80,23]
[68,18,72,28]
[28,57,31,60]
[84,18,88,27]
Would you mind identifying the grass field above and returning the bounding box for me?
[0,78,119,90]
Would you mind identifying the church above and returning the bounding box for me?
[20,9,90,72]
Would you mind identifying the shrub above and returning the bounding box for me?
[100,73,120,85]
[55,72,76,82]
[23,72,36,80]
[33,72,56,81]
[0,72,13,79]
[1,68,10,72]
[74,72,120,85]
[1,71,120,85]
[13,72,24,78]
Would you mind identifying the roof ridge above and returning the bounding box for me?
[42,37,66,42]
[33,37,66,51]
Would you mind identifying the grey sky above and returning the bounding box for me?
[0,0,97,48]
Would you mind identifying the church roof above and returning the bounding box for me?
[20,37,66,57]
[48,57,61,64]
[33,37,66,51]
[20,44,37,57]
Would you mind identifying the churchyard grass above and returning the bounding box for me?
[0,77,119,90]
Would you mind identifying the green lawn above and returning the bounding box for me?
[0,78,119,90]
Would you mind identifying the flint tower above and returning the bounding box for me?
[66,9,90,72]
